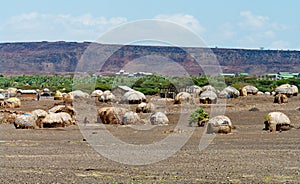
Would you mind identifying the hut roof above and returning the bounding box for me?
[242,85,258,93]
[43,88,50,92]
[220,86,240,98]
[150,112,169,125]
[202,85,216,92]
[91,90,103,97]
[208,115,232,126]
[200,91,217,100]
[267,112,291,125]
[186,85,202,93]
[122,111,141,125]
[122,90,146,102]
[31,109,48,118]
[70,90,89,98]
[275,84,298,94]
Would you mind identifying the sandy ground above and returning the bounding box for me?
[0,95,300,183]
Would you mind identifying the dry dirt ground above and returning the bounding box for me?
[1,95,300,183]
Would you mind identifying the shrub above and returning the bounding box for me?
[188,108,209,126]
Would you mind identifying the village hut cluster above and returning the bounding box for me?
[0,83,298,134]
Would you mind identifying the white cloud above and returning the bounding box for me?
[1,12,127,41]
[154,14,205,35]
[234,11,292,49]
[239,11,269,29]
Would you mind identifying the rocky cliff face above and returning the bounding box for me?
[0,41,299,76]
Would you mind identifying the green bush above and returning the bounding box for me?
[188,108,209,126]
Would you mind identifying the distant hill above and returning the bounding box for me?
[0,41,299,76]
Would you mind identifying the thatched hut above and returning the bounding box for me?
[14,109,47,129]
[291,85,298,96]
[63,92,74,105]
[14,113,37,129]
[98,90,116,102]
[31,109,48,128]
[121,90,146,104]
[7,87,17,97]
[48,105,76,119]
[264,112,293,132]
[97,107,128,124]
[41,112,73,128]
[186,85,202,97]
[207,115,233,134]
[174,92,192,104]
[122,111,141,125]
[150,112,169,125]
[241,85,258,96]
[70,90,90,99]
[3,98,21,108]
[41,88,51,96]
[91,90,103,97]
[274,94,288,104]
[275,84,298,97]
[136,102,154,113]
[0,113,17,124]
[200,91,217,104]
[219,86,240,98]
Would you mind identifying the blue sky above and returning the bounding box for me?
[0,0,299,50]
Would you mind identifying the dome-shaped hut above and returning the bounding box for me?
[98,90,116,102]
[274,94,288,104]
[275,84,298,97]
[63,92,74,105]
[207,115,233,134]
[121,90,146,104]
[41,112,73,128]
[136,102,155,113]
[70,90,90,99]
[4,97,21,108]
[264,112,292,132]
[7,87,17,97]
[200,91,217,104]
[174,92,192,104]
[91,90,103,97]
[240,85,258,96]
[122,111,141,125]
[14,113,37,129]
[97,107,127,124]
[219,86,240,98]
[150,112,169,125]
[186,85,203,97]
